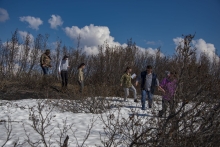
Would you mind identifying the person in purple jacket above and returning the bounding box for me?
[158,71,177,117]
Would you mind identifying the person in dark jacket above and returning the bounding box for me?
[136,65,163,110]
[40,49,52,75]
[58,55,69,90]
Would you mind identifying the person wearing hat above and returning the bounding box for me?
[40,49,52,75]
[59,55,70,90]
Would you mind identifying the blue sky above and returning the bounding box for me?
[0,0,220,56]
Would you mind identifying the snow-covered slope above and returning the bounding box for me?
[0,97,163,147]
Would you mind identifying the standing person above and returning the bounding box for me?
[136,65,163,110]
[120,67,138,102]
[158,71,177,117]
[58,55,69,90]
[78,63,86,93]
[40,49,52,75]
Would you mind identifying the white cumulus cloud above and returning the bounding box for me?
[173,37,184,47]
[0,8,9,22]
[173,37,219,62]
[18,31,34,42]
[64,24,162,56]
[19,16,43,30]
[83,46,100,55]
[64,24,120,47]
[138,46,164,57]
[192,39,218,61]
[64,24,121,55]
[48,15,63,29]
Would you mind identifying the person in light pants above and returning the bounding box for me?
[123,85,137,102]
[120,67,138,102]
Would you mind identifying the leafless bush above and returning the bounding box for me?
[0,102,24,147]
[56,118,73,147]
[47,97,121,114]
[0,32,159,98]
[97,34,220,147]
[1,116,13,147]
[73,116,97,147]
[0,31,220,146]
[23,100,56,147]
[19,100,97,147]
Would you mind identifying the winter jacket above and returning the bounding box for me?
[120,73,132,88]
[78,68,84,82]
[160,78,177,100]
[40,53,51,67]
[58,59,69,72]
[137,71,158,94]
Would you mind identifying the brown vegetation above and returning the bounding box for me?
[0,30,220,146]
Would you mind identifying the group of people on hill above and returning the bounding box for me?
[120,65,177,117]
[40,49,86,93]
[40,49,177,117]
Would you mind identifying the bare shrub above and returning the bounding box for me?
[98,34,220,146]
[23,100,56,147]
[1,116,13,147]
[0,31,219,146]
